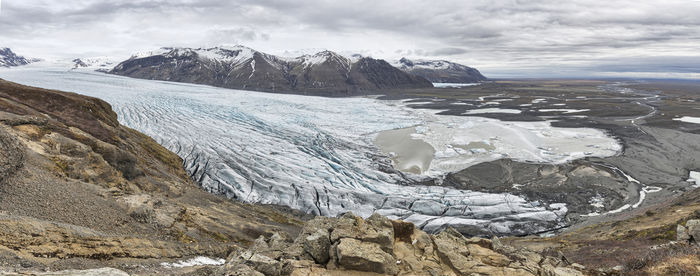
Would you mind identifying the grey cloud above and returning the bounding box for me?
[428,47,469,56]
[0,0,699,78]
[205,27,270,44]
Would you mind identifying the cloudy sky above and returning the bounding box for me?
[1,0,699,78]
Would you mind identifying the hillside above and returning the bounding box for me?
[0,78,305,272]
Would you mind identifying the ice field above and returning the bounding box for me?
[0,64,622,234]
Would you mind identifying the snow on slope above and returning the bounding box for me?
[295,50,352,69]
[71,57,121,70]
[0,66,621,235]
[0,48,32,67]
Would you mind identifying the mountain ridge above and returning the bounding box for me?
[0,48,33,67]
[394,57,488,83]
[109,45,433,96]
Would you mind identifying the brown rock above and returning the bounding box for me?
[390,219,414,243]
[335,238,398,275]
[330,213,394,254]
[466,244,511,267]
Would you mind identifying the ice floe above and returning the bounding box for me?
[379,108,621,177]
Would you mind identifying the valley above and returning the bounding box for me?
[2,66,697,240]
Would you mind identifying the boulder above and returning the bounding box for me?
[330,213,394,254]
[335,238,398,275]
[686,219,700,243]
[433,230,476,274]
[238,250,281,276]
[677,224,690,241]
[303,228,330,264]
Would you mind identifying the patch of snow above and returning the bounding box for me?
[433,83,481,88]
[607,204,631,214]
[463,108,522,114]
[248,59,256,79]
[161,256,225,268]
[538,109,590,114]
[688,171,700,188]
[589,194,605,209]
[673,116,700,124]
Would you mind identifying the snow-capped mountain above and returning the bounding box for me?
[109,46,432,96]
[71,57,120,70]
[0,48,32,67]
[393,58,487,83]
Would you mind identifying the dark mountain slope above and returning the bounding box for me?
[109,46,432,96]
[394,57,487,83]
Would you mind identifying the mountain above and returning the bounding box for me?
[109,46,433,96]
[393,57,487,83]
[71,57,119,70]
[0,48,32,67]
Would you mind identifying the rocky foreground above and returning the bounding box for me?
[215,212,586,276]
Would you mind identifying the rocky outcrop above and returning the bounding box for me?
[677,219,700,243]
[217,213,585,276]
[109,46,432,96]
[393,58,487,83]
[0,48,32,67]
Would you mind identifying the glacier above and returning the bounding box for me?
[0,64,621,235]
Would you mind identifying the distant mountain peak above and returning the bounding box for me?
[70,57,119,70]
[0,48,32,67]
[295,50,350,68]
[393,57,487,83]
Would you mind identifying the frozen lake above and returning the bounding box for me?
[0,64,622,235]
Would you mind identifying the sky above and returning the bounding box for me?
[1,0,699,78]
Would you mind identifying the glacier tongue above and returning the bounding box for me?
[0,66,622,235]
